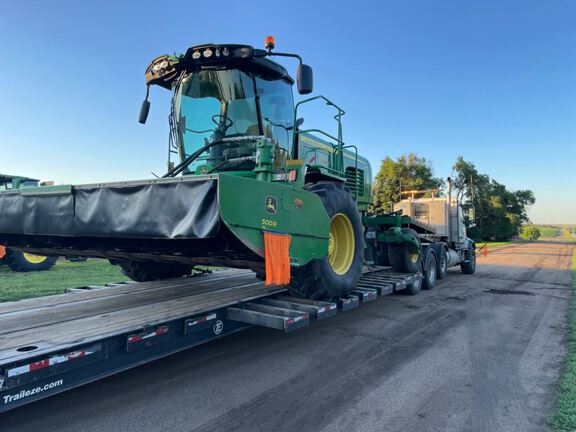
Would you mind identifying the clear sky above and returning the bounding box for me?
[0,0,574,224]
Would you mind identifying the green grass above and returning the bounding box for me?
[484,241,521,248]
[531,225,562,239]
[475,241,525,249]
[551,247,576,431]
[0,259,128,302]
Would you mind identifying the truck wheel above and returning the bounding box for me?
[422,251,437,290]
[5,249,58,272]
[119,261,192,282]
[437,247,448,280]
[389,229,422,273]
[460,249,476,275]
[405,276,423,295]
[289,183,364,300]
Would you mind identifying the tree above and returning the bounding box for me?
[521,226,541,241]
[370,153,444,215]
[452,157,535,241]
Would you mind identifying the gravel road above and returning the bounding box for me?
[1,240,573,432]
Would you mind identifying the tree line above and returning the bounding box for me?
[369,154,535,241]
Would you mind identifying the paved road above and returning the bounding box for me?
[1,240,573,432]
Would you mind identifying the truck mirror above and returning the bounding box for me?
[139,100,151,124]
[297,64,313,94]
[296,117,304,128]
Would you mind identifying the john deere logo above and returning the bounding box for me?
[265,196,277,214]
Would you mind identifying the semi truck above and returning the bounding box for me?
[366,182,477,292]
[0,38,476,412]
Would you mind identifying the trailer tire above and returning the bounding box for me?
[437,247,448,280]
[460,249,476,275]
[289,182,364,300]
[119,261,192,282]
[422,251,437,290]
[389,229,422,273]
[405,276,423,295]
[5,249,57,272]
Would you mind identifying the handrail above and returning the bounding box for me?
[292,95,347,174]
[292,95,346,148]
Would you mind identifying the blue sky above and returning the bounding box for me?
[0,0,574,223]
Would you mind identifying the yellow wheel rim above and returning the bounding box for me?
[22,252,48,265]
[328,213,355,275]
[409,250,420,263]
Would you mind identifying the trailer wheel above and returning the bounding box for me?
[389,229,422,273]
[5,249,58,272]
[405,276,423,295]
[289,182,364,300]
[422,251,437,290]
[119,261,192,282]
[437,247,448,279]
[460,249,476,275]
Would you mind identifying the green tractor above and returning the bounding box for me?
[0,174,58,272]
[0,38,431,299]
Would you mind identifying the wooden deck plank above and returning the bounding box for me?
[0,274,259,335]
[0,279,284,364]
[0,269,250,314]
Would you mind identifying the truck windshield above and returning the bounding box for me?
[175,69,260,173]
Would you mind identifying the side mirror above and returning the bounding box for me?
[139,100,150,124]
[296,117,304,128]
[297,64,313,94]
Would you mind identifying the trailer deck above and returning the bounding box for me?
[0,268,420,412]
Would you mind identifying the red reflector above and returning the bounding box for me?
[30,359,49,371]
[128,335,143,343]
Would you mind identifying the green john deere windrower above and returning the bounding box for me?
[0,38,453,299]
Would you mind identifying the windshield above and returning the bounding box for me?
[175,69,260,173]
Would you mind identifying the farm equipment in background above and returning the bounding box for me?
[0,38,476,297]
[0,174,58,272]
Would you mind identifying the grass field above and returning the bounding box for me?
[551,247,576,431]
[531,225,562,238]
[0,259,128,302]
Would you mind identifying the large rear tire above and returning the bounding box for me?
[289,183,364,300]
[118,261,192,282]
[5,249,58,272]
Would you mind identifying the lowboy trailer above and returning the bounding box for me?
[0,268,420,413]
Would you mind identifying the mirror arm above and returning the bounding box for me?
[256,51,303,65]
